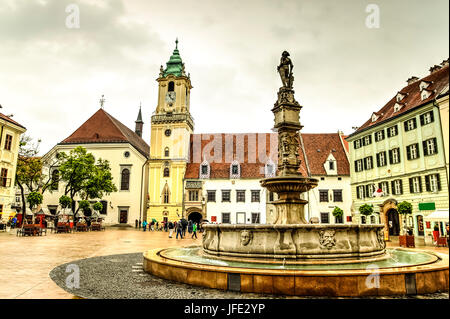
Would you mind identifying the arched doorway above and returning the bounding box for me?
[188,212,203,224]
[387,208,400,236]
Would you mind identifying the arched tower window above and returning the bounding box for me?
[168,81,175,92]
[162,184,170,204]
[163,167,170,177]
[50,169,59,190]
[164,147,169,157]
[121,168,130,190]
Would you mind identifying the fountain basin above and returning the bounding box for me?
[203,224,386,262]
[143,246,449,296]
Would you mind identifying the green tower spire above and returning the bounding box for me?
[163,38,184,77]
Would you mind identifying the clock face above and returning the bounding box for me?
[165,91,176,104]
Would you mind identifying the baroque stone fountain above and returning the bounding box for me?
[143,52,449,296]
[202,51,386,262]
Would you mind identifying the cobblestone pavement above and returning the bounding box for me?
[0,228,448,299]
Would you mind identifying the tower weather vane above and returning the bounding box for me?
[99,94,105,109]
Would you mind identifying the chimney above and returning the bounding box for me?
[429,65,442,74]
[406,76,419,85]
[135,105,144,138]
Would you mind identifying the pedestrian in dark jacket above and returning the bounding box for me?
[168,221,174,238]
[176,220,183,239]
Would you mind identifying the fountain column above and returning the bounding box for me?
[261,51,318,225]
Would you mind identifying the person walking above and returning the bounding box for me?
[143,220,147,232]
[139,219,142,229]
[192,222,198,239]
[168,221,174,238]
[188,220,193,234]
[135,219,138,229]
[176,220,183,239]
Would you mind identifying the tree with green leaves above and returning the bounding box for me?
[25,191,43,225]
[93,202,103,212]
[59,195,72,208]
[15,135,58,216]
[57,146,117,212]
[332,206,344,223]
[398,201,413,235]
[359,204,374,216]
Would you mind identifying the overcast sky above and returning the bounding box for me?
[1,0,448,155]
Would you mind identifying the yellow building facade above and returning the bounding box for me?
[0,114,26,221]
[146,40,194,223]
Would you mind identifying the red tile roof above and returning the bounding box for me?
[0,113,26,129]
[300,133,350,176]
[185,132,349,179]
[353,64,449,135]
[59,108,149,157]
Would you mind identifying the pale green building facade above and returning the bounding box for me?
[347,62,449,239]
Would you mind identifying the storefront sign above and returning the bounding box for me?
[419,202,435,211]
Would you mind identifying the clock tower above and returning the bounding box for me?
[147,39,194,223]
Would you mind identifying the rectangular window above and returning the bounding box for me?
[409,177,422,193]
[389,148,401,164]
[404,118,417,132]
[0,168,8,187]
[363,135,372,146]
[361,215,366,224]
[319,190,329,202]
[100,200,108,215]
[425,174,441,192]
[378,181,389,194]
[354,139,361,149]
[423,138,438,156]
[221,190,231,202]
[201,165,208,175]
[370,216,376,224]
[231,165,239,175]
[406,143,420,160]
[420,111,434,126]
[222,213,231,224]
[189,190,199,201]
[365,184,375,198]
[376,151,387,167]
[329,161,334,170]
[391,179,403,195]
[251,212,260,224]
[355,159,363,172]
[236,190,245,202]
[333,190,343,202]
[269,192,274,202]
[4,134,13,151]
[364,156,373,170]
[207,190,216,202]
[320,212,329,224]
[357,186,365,199]
[375,130,385,142]
[251,190,260,202]
[387,125,398,138]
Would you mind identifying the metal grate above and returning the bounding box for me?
[227,273,241,292]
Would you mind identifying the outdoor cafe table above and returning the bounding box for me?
[56,223,71,233]
[76,223,88,232]
[91,223,101,231]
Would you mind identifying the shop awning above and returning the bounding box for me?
[424,210,449,222]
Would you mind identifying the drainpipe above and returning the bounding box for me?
[433,100,449,188]
[139,158,148,222]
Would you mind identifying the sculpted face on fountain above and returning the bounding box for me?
[319,229,336,249]
[240,230,253,246]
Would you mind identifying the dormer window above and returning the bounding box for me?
[421,90,431,101]
[419,81,431,91]
[371,113,379,122]
[265,160,276,178]
[199,160,210,179]
[329,160,335,170]
[230,160,240,179]
[393,103,403,112]
[396,93,405,102]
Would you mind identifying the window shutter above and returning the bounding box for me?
[363,158,367,170]
[404,121,408,131]
[418,177,422,193]
[422,141,428,156]
[399,180,403,194]
[433,138,438,154]
[391,181,395,194]
[376,153,380,167]
[389,150,393,164]
[425,175,430,192]
[368,135,372,144]
[416,143,420,158]
[409,178,413,193]
[413,118,417,129]
[420,114,425,126]
[357,187,361,199]
[406,145,411,160]
[396,148,401,163]
[353,141,357,149]
[430,111,434,123]
[437,174,441,191]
